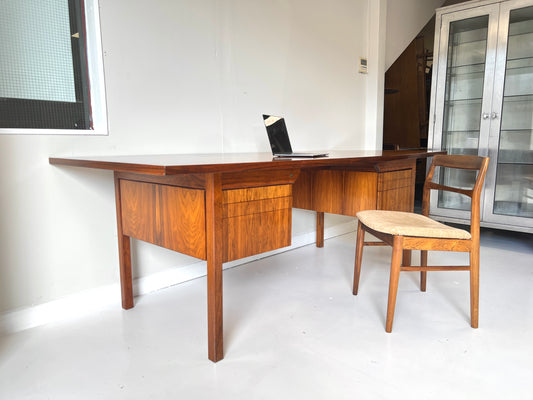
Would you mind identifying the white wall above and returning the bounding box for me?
[0,0,442,319]
[385,0,446,70]
[0,0,370,315]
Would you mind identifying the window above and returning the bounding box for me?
[0,0,107,135]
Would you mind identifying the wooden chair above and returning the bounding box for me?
[353,154,489,332]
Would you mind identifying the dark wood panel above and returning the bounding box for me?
[383,37,427,149]
[292,169,314,210]
[223,208,292,262]
[221,169,299,189]
[224,185,291,203]
[377,186,414,212]
[378,169,412,191]
[159,185,206,259]
[223,197,291,218]
[222,184,293,262]
[377,169,415,212]
[120,179,207,259]
[343,171,378,216]
[120,180,156,244]
[374,158,417,172]
[312,170,344,214]
[117,171,207,189]
[294,167,416,216]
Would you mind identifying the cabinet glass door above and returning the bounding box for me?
[430,5,499,219]
[439,15,488,211]
[485,2,533,226]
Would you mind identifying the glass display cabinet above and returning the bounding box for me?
[429,0,533,233]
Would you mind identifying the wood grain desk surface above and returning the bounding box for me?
[49,150,443,175]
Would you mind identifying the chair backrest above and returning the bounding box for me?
[422,155,490,242]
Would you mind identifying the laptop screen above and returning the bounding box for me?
[263,115,293,154]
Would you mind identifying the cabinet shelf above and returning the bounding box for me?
[447,63,485,78]
[502,93,533,102]
[500,128,533,133]
[496,156,533,165]
[448,62,485,71]
[508,26,533,37]
[443,129,481,134]
[507,55,533,65]
[444,98,483,105]
[450,37,487,47]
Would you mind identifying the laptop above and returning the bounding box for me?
[263,115,328,158]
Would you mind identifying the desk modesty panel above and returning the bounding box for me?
[49,150,443,362]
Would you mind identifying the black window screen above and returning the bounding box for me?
[0,0,91,130]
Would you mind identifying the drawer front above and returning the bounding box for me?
[378,169,412,191]
[223,185,292,262]
[223,185,291,203]
[223,196,292,218]
[377,169,414,212]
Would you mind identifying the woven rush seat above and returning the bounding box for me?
[357,210,471,239]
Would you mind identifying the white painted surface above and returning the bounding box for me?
[365,0,387,149]
[385,0,446,70]
[0,218,355,335]
[0,229,531,398]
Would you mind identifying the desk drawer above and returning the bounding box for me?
[377,169,414,212]
[378,169,412,191]
[223,185,292,262]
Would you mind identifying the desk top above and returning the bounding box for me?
[49,150,443,175]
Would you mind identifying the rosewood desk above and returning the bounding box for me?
[49,150,441,362]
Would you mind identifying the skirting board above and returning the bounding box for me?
[0,220,356,336]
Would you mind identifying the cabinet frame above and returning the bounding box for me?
[428,0,533,233]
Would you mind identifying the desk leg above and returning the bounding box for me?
[205,173,224,362]
[316,212,324,248]
[114,172,134,310]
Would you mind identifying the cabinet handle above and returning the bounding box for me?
[482,112,490,119]
[491,112,499,119]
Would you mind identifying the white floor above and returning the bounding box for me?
[0,229,532,399]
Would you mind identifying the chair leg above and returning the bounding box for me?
[420,250,427,292]
[470,249,479,328]
[385,236,403,333]
[353,221,365,295]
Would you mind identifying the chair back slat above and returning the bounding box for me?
[426,182,474,198]
[431,154,487,170]
[422,155,489,243]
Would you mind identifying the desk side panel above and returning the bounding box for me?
[159,185,206,259]
[293,165,416,216]
[343,171,378,216]
[120,180,206,259]
[120,180,156,244]
[292,169,314,210]
[312,170,344,214]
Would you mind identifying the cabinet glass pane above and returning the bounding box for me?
[439,15,489,210]
[494,6,533,218]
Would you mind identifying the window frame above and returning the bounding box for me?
[0,0,107,136]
